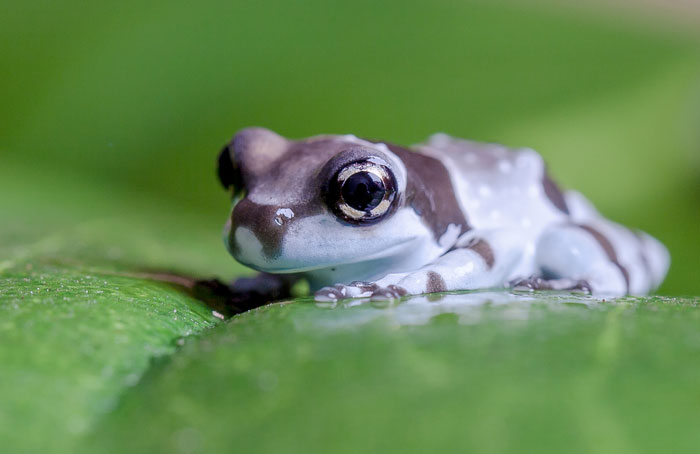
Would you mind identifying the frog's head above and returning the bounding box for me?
[217,127,445,274]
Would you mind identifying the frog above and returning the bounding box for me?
[216,127,669,304]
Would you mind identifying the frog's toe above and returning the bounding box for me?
[568,279,592,294]
[511,276,547,291]
[314,285,346,302]
[314,283,373,302]
[511,276,592,294]
[315,282,408,302]
[369,285,408,302]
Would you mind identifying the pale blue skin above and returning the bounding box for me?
[222,128,670,302]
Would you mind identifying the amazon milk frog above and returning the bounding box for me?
[217,128,669,302]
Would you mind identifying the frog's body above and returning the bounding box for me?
[218,128,669,302]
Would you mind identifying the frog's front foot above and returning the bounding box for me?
[314,281,408,303]
[510,276,592,294]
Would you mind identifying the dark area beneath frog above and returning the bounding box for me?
[132,270,293,318]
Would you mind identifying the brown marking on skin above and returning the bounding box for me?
[578,224,630,293]
[542,169,570,214]
[443,237,494,269]
[578,225,615,262]
[377,142,471,242]
[426,271,447,293]
[230,198,323,259]
[465,238,495,269]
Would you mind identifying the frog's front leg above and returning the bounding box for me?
[315,231,524,302]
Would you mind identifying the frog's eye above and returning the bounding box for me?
[329,160,397,224]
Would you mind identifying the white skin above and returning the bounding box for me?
[220,129,670,302]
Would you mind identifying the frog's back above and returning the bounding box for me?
[416,133,570,232]
[413,133,668,294]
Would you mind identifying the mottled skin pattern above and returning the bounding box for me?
[217,128,669,303]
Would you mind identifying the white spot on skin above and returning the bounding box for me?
[498,160,513,173]
[458,261,475,274]
[276,208,294,219]
[274,207,295,226]
[478,185,492,197]
[515,149,542,172]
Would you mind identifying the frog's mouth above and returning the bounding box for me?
[234,231,426,276]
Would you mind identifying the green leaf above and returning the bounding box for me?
[0,0,699,453]
[83,293,700,454]
[0,261,220,452]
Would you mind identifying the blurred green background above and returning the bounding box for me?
[1,0,699,453]
[2,0,699,293]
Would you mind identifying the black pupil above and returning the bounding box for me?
[341,171,386,212]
